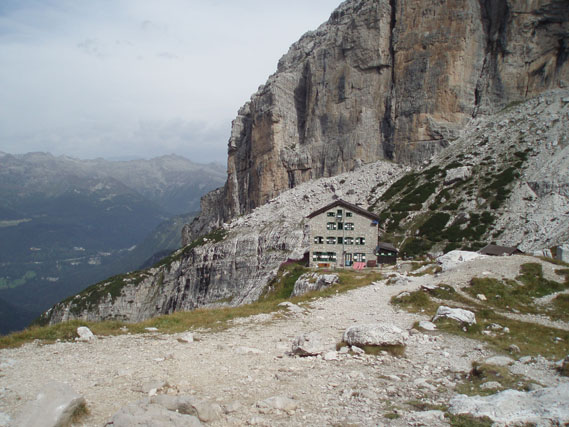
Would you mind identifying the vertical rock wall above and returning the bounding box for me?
[185,0,568,243]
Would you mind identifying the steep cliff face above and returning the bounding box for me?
[187,0,568,237]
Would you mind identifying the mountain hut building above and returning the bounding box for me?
[307,200,383,268]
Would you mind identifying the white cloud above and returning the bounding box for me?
[0,0,341,162]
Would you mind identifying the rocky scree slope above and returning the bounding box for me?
[4,256,569,426]
[186,0,569,235]
[368,89,569,256]
[43,90,569,324]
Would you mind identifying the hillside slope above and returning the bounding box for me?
[42,90,569,324]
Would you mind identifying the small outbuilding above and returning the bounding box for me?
[375,242,398,265]
[478,244,523,256]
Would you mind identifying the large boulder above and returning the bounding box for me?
[292,273,339,297]
[343,323,407,347]
[291,332,332,356]
[432,306,476,325]
[108,400,202,427]
[449,383,569,425]
[76,326,96,342]
[436,251,485,271]
[12,382,86,427]
[150,395,222,423]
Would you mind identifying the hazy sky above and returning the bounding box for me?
[0,0,341,163]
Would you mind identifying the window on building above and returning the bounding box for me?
[344,237,354,245]
[312,252,337,262]
[355,237,366,245]
[327,212,336,217]
[354,253,366,262]
[326,222,337,230]
[337,237,343,244]
[337,222,343,230]
[346,212,353,217]
[336,209,343,218]
[326,237,336,244]
[314,236,324,244]
[345,222,354,230]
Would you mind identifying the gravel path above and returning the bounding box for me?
[1,256,567,426]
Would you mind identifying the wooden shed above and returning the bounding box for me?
[478,244,523,256]
[375,242,398,264]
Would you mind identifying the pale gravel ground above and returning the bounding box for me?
[1,256,567,426]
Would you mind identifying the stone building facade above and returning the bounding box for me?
[307,200,380,268]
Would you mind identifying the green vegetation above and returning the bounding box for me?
[154,228,228,268]
[446,414,493,427]
[465,263,569,320]
[379,173,419,202]
[0,266,383,349]
[0,270,37,290]
[456,362,537,397]
[391,263,569,359]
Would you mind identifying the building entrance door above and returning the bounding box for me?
[344,253,353,267]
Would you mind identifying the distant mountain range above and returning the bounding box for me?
[0,152,225,334]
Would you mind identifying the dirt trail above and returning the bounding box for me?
[1,256,567,426]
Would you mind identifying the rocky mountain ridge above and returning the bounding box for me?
[43,89,569,324]
[186,0,569,235]
[0,152,225,215]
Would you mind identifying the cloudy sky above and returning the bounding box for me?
[0,0,341,163]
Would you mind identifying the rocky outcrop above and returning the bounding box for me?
[186,0,569,233]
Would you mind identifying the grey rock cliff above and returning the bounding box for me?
[186,0,569,238]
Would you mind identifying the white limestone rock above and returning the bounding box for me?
[444,166,472,184]
[277,302,304,313]
[12,382,86,427]
[432,306,476,325]
[343,323,407,347]
[449,383,569,425]
[418,320,437,331]
[0,412,10,427]
[109,400,202,427]
[291,332,332,356]
[485,355,515,366]
[76,326,95,342]
[436,251,486,271]
[256,396,298,413]
[292,273,339,297]
[178,332,194,343]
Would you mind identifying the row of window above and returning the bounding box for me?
[326,222,354,231]
[327,210,353,218]
[312,252,366,263]
[314,236,366,245]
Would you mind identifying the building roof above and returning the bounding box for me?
[478,244,523,256]
[376,242,398,252]
[306,199,380,221]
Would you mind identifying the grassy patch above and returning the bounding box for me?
[391,284,569,359]
[446,413,493,427]
[260,260,309,300]
[0,267,383,349]
[384,412,400,420]
[380,173,419,202]
[455,362,536,397]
